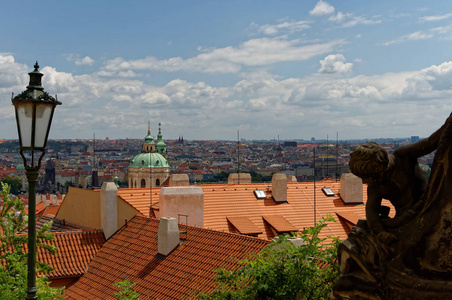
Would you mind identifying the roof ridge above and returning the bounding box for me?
[131,215,270,243]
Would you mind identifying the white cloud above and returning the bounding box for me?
[310,1,335,16]
[318,54,353,73]
[403,61,452,95]
[252,20,311,35]
[75,56,95,66]
[328,12,351,23]
[329,12,381,27]
[384,31,434,45]
[421,13,452,22]
[2,53,451,141]
[102,37,345,74]
[341,16,381,27]
[0,54,28,90]
[65,54,95,66]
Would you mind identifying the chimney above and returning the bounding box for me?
[168,174,190,186]
[158,217,180,256]
[51,195,58,205]
[100,182,118,239]
[340,173,364,204]
[286,175,297,182]
[160,186,204,227]
[44,195,50,208]
[272,173,287,203]
[228,173,252,184]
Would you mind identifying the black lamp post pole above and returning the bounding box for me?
[11,62,61,300]
[25,166,39,300]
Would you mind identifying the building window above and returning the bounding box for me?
[156,179,160,186]
[141,179,146,188]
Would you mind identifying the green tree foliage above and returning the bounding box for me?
[0,176,22,195]
[199,216,340,300]
[113,279,141,300]
[0,183,64,299]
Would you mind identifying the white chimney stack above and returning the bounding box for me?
[340,173,364,204]
[100,182,118,239]
[158,217,180,256]
[228,173,252,184]
[160,187,204,227]
[168,174,190,186]
[272,173,287,203]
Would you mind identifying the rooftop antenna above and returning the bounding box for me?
[237,130,240,184]
[336,132,339,180]
[326,134,329,179]
[93,133,96,169]
[148,121,153,218]
[313,145,316,226]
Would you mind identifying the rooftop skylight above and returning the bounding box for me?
[254,190,266,199]
[322,187,335,197]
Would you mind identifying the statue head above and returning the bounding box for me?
[349,142,389,183]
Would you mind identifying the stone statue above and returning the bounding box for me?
[333,113,452,299]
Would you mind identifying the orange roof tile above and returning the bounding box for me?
[118,180,395,242]
[39,230,105,279]
[36,204,60,218]
[335,211,362,226]
[227,216,262,235]
[64,216,269,299]
[262,215,297,233]
[117,188,161,217]
[1,230,105,280]
[198,181,394,241]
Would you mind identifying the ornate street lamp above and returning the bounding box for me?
[11,62,61,299]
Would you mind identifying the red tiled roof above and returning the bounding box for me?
[39,230,105,279]
[262,215,297,233]
[1,230,105,280]
[335,211,361,226]
[118,180,395,242]
[36,204,60,218]
[227,216,262,235]
[117,188,161,217]
[64,216,269,299]
[199,181,394,241]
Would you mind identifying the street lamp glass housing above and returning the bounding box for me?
[11,62,61,154]
[14,100,56,149]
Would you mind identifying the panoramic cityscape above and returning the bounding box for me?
[1,0,452,299]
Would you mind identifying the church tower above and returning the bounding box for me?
[156,123,167,158]
[128,122,170,188]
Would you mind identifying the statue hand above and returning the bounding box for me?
[377,231,398,246]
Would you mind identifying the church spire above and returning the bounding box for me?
[156,122,167,158]
[143,121,155,153]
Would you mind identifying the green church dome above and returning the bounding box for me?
[129,152,169,168]
[16,164,25,170]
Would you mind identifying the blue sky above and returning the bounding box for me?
[1,0,452,141]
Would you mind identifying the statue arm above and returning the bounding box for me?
[366,185,385,234]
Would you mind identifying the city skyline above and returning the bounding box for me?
[1,1,452,141]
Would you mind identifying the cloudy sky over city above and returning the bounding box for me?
[1,0,452,141]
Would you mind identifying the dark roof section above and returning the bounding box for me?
[64,216,269,299]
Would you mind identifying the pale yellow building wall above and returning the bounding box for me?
[56,187,101,229]
[57,186,140,231]
[118,198,141,226]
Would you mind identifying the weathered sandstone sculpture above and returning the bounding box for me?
[333,113,452,299]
